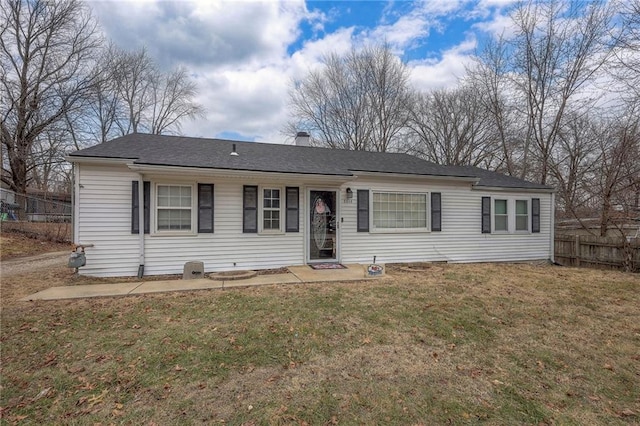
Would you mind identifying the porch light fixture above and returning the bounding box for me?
[346,187,353,201]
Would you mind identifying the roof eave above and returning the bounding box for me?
[471,184,556,193]
[126,163,355,183]
[351,170,480,184]
[66,155,137,165]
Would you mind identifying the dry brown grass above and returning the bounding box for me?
[0,228,71,260]
[1,262,639,425]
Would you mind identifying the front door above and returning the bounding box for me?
[309,190,337,262]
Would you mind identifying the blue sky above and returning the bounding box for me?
[90,0,518,142]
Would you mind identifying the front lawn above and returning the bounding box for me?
[1,263,638,424]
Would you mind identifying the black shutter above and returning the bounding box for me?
[532,198,541,233]
[143,181,150,234]
[357,190,369,232]
[198,184,214,233]
[243,185,258,233]
[481,196,491,234]
[431,192,441,232]
[131,181,139,234]
[285,187,299,232]
[131,181,150,234]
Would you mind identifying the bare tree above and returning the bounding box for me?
[466,38,526,177]
[87,46,204,138]
[590,112,640,235]
[408,85,499,167]
[512,0,617,184]
[149,66,205,135]
[549,113,601,220]
[113,47,156,135]
[287,44,413,152]
[468,0,618,185]
[0,0,101,212]
[611,0,640,107]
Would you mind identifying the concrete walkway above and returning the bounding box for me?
[20,264,386,301]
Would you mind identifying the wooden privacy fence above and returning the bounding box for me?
[555,234,640,272]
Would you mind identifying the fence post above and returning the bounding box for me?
[574,235,581,267]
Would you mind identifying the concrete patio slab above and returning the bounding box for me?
[129,278,222,294]
[288,264,371,282]
[222,273,301,287]
[19,264,387,301]
[21,282,142,301]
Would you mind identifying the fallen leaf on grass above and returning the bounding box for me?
[87,389,108,407]
[41,351,57,367]
[32,387,52,401]
[620,409,636,417]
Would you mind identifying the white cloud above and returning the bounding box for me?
[408,36,477,91]
[88,0,509,143]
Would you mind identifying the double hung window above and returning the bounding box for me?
[482,197,538,234]
[243,186,299,234]
[262,188,281,231]
[156,185,193,231]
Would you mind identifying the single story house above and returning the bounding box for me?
[68,133,555,277]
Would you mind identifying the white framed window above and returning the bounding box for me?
[488,197,531,234]
[494,199,508,232]
[260,187,283,233]
[515,199,529,231]
[372,191,428,232]
[155,184,195,233]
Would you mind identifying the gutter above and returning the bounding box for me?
[351,170,480,184]
[471,185,556,194]
[125,163,354,184]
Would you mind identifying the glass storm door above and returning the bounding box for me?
[309,190,337,261]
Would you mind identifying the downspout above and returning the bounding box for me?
[72,163,79,244]
[138,174,145,278]
[549,192,555,263]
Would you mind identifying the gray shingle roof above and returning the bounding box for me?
[69,133,552,190]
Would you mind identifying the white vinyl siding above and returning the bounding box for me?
[75,164,305,277]
[75,164,552,277]
[74,165,143,277]
[341,178,552,266]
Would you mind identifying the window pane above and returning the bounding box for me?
[244,209,256,230]
[516,200,528,215]
[495,200,507,215]
[372,192,427,229]
[516,216,528,231]
[495,215,508,231]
